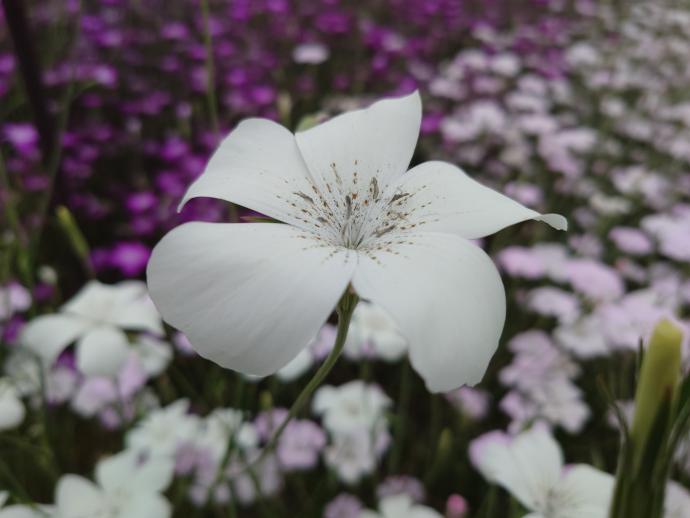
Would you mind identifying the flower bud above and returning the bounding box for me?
[630,319,683,459]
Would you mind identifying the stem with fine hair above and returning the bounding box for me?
[244,291,359,471]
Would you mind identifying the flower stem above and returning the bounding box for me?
[246,290,358,470]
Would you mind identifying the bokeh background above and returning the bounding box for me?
[1,1,690,517]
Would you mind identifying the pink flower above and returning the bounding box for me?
[565,258,624,301]
[609,226,653,256]
[445,494,469,518]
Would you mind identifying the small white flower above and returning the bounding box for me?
[470,426,613,518]
[313,380,391,434]
[554,315,610,359]
[292,42,330,64]
[194,408,258,462]
[344,301,408,362]
[665,480,690,518]
[0,378,25,431]
[360,494,442,518]
[323,426,389,484]
[3,350,42,397]
[147,92,566,392]
[55,450,173,518]
[0,493,53,518]
[126,399,201,457]
[21,281,162,377]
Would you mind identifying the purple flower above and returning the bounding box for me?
[110,242,151,277]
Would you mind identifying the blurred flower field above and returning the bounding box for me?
[1,0,690,517]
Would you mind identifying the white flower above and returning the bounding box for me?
[313,381,391,483]
[344,301,408,362]
[3,350,41,397]
[554,315,610,359]
[0,491,53,518]
[126,399,201,457]
[194,408,258,462]
[313,380,391,433]
[665,480,690,518]
[470,426,613,518]
[147,92,566,392]
[0,378,25,431]
[21,281,162,377]
[292,42,330,64]
[360,494,442,518]
[323,426,389,484]
[55,450,173,518]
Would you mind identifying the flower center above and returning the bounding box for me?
[283,163,431,252]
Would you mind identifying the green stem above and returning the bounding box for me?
[388,359,412,473]
[245,291,358,470]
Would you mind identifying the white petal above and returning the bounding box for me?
[132,336,173,376]
[0,506,53,518]
[55,475,104,517]
[469,426,563,512]
[63,281,162,334]
[96,450,137,491]
[61,280,116,319]
[276,347,314,382]
[96,450,173,494]
[0,381,24,431]
[665,480,690,518]
[556,464,614,518]
[352,233,505,391]
[132,456,174,493]
[120,494,171,518]
[21,314,91,366]
[179,118,316,228]
[296,91,422,195]
[76,326,130,377]
[392,161,567,239]
[107,294,163,335]
[147,222,356,375]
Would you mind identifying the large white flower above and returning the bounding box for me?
[147,92,566,392]
[21,281,162,377]
[55,450,173,518]
[470,426,614,518]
